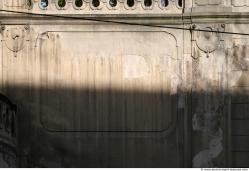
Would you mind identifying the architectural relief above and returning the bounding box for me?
[38,30,179,135]
[1,26,30,57]
[191,0,231,13]
[190,23,227,168]
[231,0,249,7]
[191,0,249,12]
[4,0,25,7]
[192,24,224,58]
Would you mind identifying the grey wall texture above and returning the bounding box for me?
[0,0,249,168]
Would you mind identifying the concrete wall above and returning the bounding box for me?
[0,0,249,167]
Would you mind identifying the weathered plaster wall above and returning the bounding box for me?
[0,0,249,168]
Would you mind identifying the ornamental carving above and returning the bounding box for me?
[192,24,224,58]
[1,26,30,57]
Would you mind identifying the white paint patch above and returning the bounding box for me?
[171,75,180,94]
[123,55,149,79]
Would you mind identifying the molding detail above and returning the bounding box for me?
[1,26,30,57]
[195,0,222,6]
[1,0,183,15]
[4,0,25,7]
[231,0,249,7]
[192,24,224,58]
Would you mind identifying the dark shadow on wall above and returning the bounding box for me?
[1,85,184,168]
[0,85,246,168]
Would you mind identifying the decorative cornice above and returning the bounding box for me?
[0,0,183,15]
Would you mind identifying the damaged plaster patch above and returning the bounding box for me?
[192,108,223,168]
[123,55,149,79]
